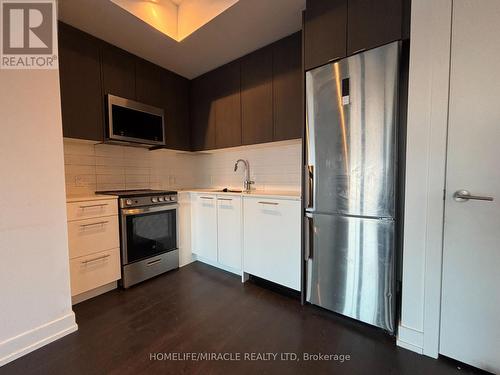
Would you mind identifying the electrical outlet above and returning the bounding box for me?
[75,176,85,186]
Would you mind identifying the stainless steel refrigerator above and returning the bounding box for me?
[305,41,400,333]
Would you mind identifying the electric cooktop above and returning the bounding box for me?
[96,189,177,198]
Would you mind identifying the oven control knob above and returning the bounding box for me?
[151,197,158,203]
[125,199,133,206]
[169,196,176,201]
[165,196,171,201]
[158,197,164,202]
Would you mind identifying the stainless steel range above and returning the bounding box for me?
[97,189,178,288]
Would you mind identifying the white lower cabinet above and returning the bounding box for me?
[217,196,242,271]
[66,196,121,302]
[191,194,218,262]
[243,197,301,290]
[191,193,242,274]
[190,192,301,288]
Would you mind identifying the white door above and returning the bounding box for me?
[217,195,242,271]
[191,194,217,262]
[440,1,500,373]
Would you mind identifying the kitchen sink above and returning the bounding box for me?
[218,188,243,193]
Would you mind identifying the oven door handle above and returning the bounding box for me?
[121,204,178,216]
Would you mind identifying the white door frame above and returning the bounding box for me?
[397,0,453,358]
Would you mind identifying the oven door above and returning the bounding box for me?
[121,204,178,264]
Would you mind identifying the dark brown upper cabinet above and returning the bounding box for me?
[135,59,163,108]
[162,70,191,151]
[272,31,302,141]
[135,58,191,150]
[304,0,409,70]
[101,43,136,99]
[304,0,347,71]
[241,46,273,145]
[58,22,104,141]
[214,61,241,149]
[59,24,191,150]
[190,72,216,151]
[347,0,405,55]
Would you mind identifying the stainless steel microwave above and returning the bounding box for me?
[106,94,165,146]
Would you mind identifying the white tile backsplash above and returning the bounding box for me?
[194,139,302,192]
[63,138,302,195]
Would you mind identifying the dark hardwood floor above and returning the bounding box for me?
[1,262,482,375]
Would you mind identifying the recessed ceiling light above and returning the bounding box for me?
[110,0,239,42]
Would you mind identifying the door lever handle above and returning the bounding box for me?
[453,190,494,202]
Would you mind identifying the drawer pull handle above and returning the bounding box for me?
[258,201,279,205]
[81,254,110,264]
[218,198,233,201]
[80,220,109,228]
[79,203,109,209]
[147,259,162,267]
[200,197,214,200]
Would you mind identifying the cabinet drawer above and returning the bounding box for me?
[70,248,121,296]
[68,215,119,259]
[67,199,118,221]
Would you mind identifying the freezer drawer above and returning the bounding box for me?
[306,213,395,332]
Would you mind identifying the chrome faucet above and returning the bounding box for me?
[234,159,254,192]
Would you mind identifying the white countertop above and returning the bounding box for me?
[181,189,301,201]
[66,194,117,203]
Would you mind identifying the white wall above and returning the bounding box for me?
[397,0,452,357]
[0,70,77,366]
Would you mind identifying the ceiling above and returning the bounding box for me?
[58,0,306,79]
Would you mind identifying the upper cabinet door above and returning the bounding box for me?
[58,22,104,141]
[214,61,241,149]
[171,74,191,151]
[190,72,216,151]
[241,46,273,145]
[304,0,347,71]
[163,71,191,151]
[101,43,136,99]
[347,0,405,55]
[273,32,303,141]
[135,58,163,107]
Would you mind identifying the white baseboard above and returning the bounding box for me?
[397,339,424,354]
[193,255,241,276]
[0,312,78,367]
[397,324,424,355]
[179,253,196,268]
[72,282,117,305]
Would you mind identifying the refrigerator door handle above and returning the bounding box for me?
[304,213,314,260]
[305,165,314,209]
